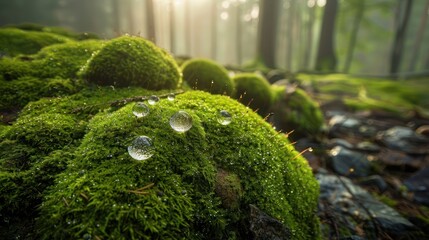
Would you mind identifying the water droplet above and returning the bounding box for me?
[128,136,155,160]
[148,95,160,105]
[167,93,175,101]
[132,102,149,118]
[83,233,91,240]
[217,110,232,125]
[169,111,193,132]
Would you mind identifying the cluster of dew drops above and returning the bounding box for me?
[127,93,232,161]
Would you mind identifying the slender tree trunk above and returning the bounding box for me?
[286,1,295,70]
[343,0,365,73]
[145,0,156,43]
[185,0,191,55]
[127,0,135,34]
[389,0,412,75]
[236,3,242,65]
[257,0,281,68]
[112,0,121,36]
[315,0,338,71]
[304,4,315,70]
[211,0,217,60]
[407,0,429,72]
[169,0,176,53]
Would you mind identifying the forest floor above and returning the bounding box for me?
[293,74,429,239]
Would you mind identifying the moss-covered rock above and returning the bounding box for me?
[232,73,273,115]
[181,58,234,96]
[0,76,79,113]
[271,87,325,139]
[23,90,319,239]
[0,28,72,57]
[81,35,181,90]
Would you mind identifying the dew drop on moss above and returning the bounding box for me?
[127,136,155,160]
[217,110,232,125]
[170,110,193,132]
[132,102,149,118]
[148,95,160,105]
[167,93,175,101]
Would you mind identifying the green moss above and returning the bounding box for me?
[0,76,79,112]
[271,88,324,139]
[0,28,72,57]
[81,35,181,90]
[215,169,243,209]
[26,90,320,239]
[0,57,36,81]
[181,58,234,96]
[232,73,273,115]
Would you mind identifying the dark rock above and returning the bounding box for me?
[266,69,287,84]
[329,146,372,178]
[404,167,429,206]
[328,138,354,149]
[377,126,429,154]
[357,175,388,192]
[377,148,421,170]
[317,173,420,239]
[249,204,291,240]
[355,141,380,153]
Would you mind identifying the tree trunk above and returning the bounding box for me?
[304,4,316,70]
[127,0,135,34]
[315,0,338,72]
[343,0,365,73]
[112,0,122,36]
[169,0,176,53]
[145,0,156,43]
[185,0,191,55]
[236,3,242,65]
[407,0,429,72]
[256,0,281,68]
[389,0,412,75]
[211,0,217,60]
[286,0,295,70]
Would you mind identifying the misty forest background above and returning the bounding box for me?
[1,0,428,77]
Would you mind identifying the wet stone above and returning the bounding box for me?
[404,167,429,206]
[355,141,380,153]
[328,138,354,149]
[377,148,421,170]
[317,173,420,239]
[377,126,429,154]
[329,146,372,178]
[357,175,388,193]
[248,204,291,240]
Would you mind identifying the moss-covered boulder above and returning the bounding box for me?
[0,28,72,57]
[232,73,273,115]
[0,76,79,113]
[271,87,325,139]
[0,39,103,80]
[81,35,181,90]
[181,58,234,96]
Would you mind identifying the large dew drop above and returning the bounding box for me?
[170,110,193,132]
[167,93,175,101]
[217,110,232,125]
[148,95,160,105]
[128,136,155,160]
[132,102,149,118]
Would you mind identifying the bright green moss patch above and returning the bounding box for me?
[232,73,273,115]
[0,76,79,112]
[297,73,429,115]
[271,88,325,139]
[11,90,319,239]
[81,35,181,90]
[181,58,234,96]
[0,28,72,57]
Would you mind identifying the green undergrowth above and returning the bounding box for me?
[0,28,72,57]
[0,88,321,239]
[297,73,429,116]
[2,23,100,40]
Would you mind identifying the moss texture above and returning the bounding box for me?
[0,28,72,57]
[0,87,320,239]
[271,88,325,139]
[232,73,273,115]
[81,35,181,90]
[181,58,234,96]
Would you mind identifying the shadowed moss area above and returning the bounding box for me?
[80,35,181,90]
[271,87,325,139]
[297,73,429,116]
[0,28,72,57]
[181,58,234,96]
[0,89,320,239]
[232,73,273,116]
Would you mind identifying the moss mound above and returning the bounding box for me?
[0,39,103,80]
[81,35,181,90]
[271,88,324,139]
[181,58,234,96]
[232,73,273,115]
[0,28,72,57]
